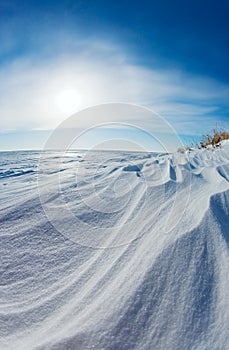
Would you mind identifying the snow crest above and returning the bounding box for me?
[0,143,229,350]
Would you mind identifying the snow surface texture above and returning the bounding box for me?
[0,142,229,350]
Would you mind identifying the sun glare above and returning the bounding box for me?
[55,88,82,114]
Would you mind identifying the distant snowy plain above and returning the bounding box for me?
[0,142,229,350]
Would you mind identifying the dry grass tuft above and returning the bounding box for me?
[177,128,229,153]
[199,128,229,148]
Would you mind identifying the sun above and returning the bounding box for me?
[55,88,82,114]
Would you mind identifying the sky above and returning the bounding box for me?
[0,0,228,151]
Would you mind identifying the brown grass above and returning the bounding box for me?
[178,128,229,153]
[199,128,229,148]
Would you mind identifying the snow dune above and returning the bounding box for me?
[0,142,228,350]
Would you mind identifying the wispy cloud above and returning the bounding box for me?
[0,40,228,135]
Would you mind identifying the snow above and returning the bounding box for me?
[0,142,228,350]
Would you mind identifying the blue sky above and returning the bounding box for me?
[0,0,228,150]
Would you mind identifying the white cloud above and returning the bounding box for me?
[0,40,228,135]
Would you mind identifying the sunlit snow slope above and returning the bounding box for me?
[0,142,229,350]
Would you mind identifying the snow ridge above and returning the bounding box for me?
[0,143,228,350]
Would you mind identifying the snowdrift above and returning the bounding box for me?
[0,142,228,350]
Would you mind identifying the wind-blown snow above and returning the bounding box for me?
[0,142,229,350]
